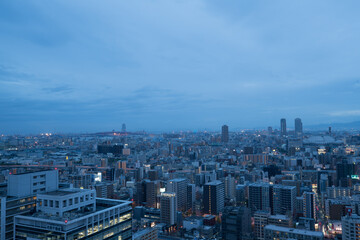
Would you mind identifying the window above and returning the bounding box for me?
[63,200,67,207]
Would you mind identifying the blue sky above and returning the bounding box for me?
[1,1,360,133]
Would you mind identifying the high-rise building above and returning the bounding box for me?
[280,118,287,137]
[95,182,114,198]
[248,183,273,213]
[295,118,303,136]
[337,160,356,187]
[225,175,235,200]
[145,180,160,208]
[236,184,247,206]
[122,123,126,132]
[221,125,229,143]
[167,178,187,211]
[273,185,296,215]
[221,206,252,240]
[303,192,316,220]
[342,211,360,240]
[160,192,177,226]
[203,180,225,215]
[187,184,196,211]
[254,211,270,240]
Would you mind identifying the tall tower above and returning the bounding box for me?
[203,180,225,215]
[280,118,287,137]
[303,191,316,220]
[295,118,303,136]
[273,185,296,215]
[122,123,126,132]
[221,125,229,143]
[167,178,187,211]
[160,192,177,226]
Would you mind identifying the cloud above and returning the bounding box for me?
[0,0,360,133]
[329,110,360,117]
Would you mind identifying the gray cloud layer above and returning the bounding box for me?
[1,0,360,133]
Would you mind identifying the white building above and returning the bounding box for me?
[264,225,323,240]
[342,213,360,240]
[14,188,132,239]
[7,170,58,197]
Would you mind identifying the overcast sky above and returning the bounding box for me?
[1,1,360,134]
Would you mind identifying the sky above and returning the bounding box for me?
[1,1,360,134]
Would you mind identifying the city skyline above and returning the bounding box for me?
[1,1,360,133]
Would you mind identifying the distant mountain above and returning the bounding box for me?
[307,121,360,130]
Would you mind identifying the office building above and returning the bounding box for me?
[221,125,229,143]
[14,188,132,239]
[95,182,114,199]
[303,192,316,220]
[203,181,225,215]
[280,118,287,137]
[133,227,158,240]
[1,170,58,240]
[160,192,177,226]
[187,184,195,211]
[273,185,296,215]
[7,170,58,197]
[167,178,187,211]
[268,214,292,227]
[264,225,323,240]
[254,211,270,240]
[145,180,160,208]
[225,175,236,200]
[248,183,273,213]
[342,212,360,240]
[295,118,303,136]
[221,206,252,240]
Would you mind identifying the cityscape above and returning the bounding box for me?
[1,1,360,239]
[1,120,360,239]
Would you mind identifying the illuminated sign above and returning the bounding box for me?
[351,175,359,180]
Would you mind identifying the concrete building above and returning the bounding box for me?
[133,227,158,240]
[160,192,177,226]
[221,125,229,143]
[342,213,360,240]
[1,170,58,240]
[7,170,58,197]
[273,185,296,215]
[264,225,323,240]
[203,181,224,215]
[167,178,187,211]
[303,192,316,220]
[95,182,114,199]
[225,175,235,200]
[221,206,252,240]
[248,183,272,213]
[295,118,303,136]
[254,211,270,240]
[280,118,287,137]
[14,189,132,239]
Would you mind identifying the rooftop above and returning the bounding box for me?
[265,225,323,237]
[20,198,131,222]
